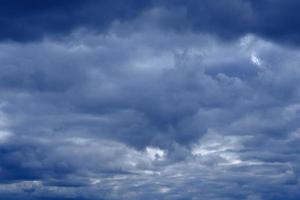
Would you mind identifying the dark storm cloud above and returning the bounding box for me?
[2,0,300,45]
[158,0,300,45]
[0,29,300,199]
[1,1,300,200]
[0,0,153,42]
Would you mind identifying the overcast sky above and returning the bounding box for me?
[1,1,300,200]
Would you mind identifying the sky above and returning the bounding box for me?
[0,1,300,200]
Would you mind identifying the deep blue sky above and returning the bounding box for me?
[0,1,300,200]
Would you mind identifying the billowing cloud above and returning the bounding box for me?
[1,2,300,200]
[0,27,300,199]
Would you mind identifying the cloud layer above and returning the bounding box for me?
[1,1,300,200]
[2,0,300,45]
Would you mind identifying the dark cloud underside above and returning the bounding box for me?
[0,1,300,200]
[2,0,300,45]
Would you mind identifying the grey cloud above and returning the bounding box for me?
[4,0,300,47]
[0,28,300,199]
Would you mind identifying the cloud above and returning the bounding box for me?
[0,0,153,42]
[155,0,300,45]
[3,0,300,46]
[0,26,300,200]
